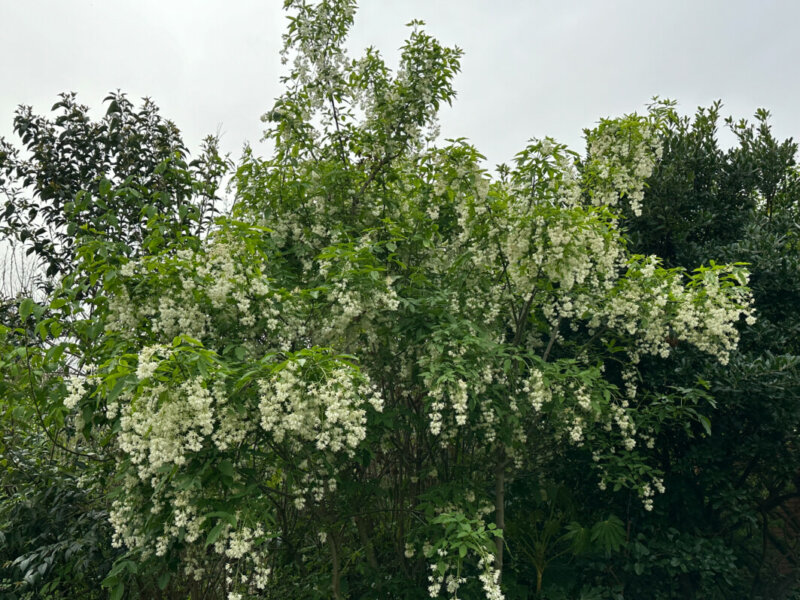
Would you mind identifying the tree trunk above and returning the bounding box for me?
[495,453,506,581]
[328,532,343,600]
[355,515,378,571]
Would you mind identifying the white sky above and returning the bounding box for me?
[1,0,798,170]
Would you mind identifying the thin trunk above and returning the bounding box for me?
[495,454,506,581]
[355,515,379,570]
[329,532,343,600]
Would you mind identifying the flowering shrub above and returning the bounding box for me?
[4,2,759,599]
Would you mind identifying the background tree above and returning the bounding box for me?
[551,103,800,600]
[0,93,231,599]
[0,91,229,294]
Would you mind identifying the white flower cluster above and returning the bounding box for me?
[477,555,504,600]
[425,377,475,436]
[113,342,259,566]
[641,477,666,511]
[585,117,663,216]
[452,379,469,426]
[428,386,446,437]
[219,524,262,559]
[420,342,508,445]
[212,404,256,452]
[259,359,383,455]
[427,563,467,599]
[119,376,220,479]
[317,270,401,345]
[609,401,637,450]
[425,553,503,600]
[135,344,167,380]
[63,376,87,409]
[523,367,551,412]
[107,236,289,351]
[596,260,754,365]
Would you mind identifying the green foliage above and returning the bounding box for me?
[2,3,796,600]
[0,91,229,290]
[608,102,800,599]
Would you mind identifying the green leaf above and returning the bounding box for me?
[206,521,226,547]
[105,558,138,583]
[110,582,124,600]
[218,460,235,478]
[19,298,34,322]
[590,515,625,553]
[158,571,171,590]
[697,414,712,436]
[204,511,238,527]
[108,377,130,403]
[49,320,63,338]
[44,343,66,365]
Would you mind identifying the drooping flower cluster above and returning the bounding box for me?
[118,375,220,479]
[259,358,383,455]
[583,115,664,216]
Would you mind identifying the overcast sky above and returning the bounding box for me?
[1,0,798,170]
